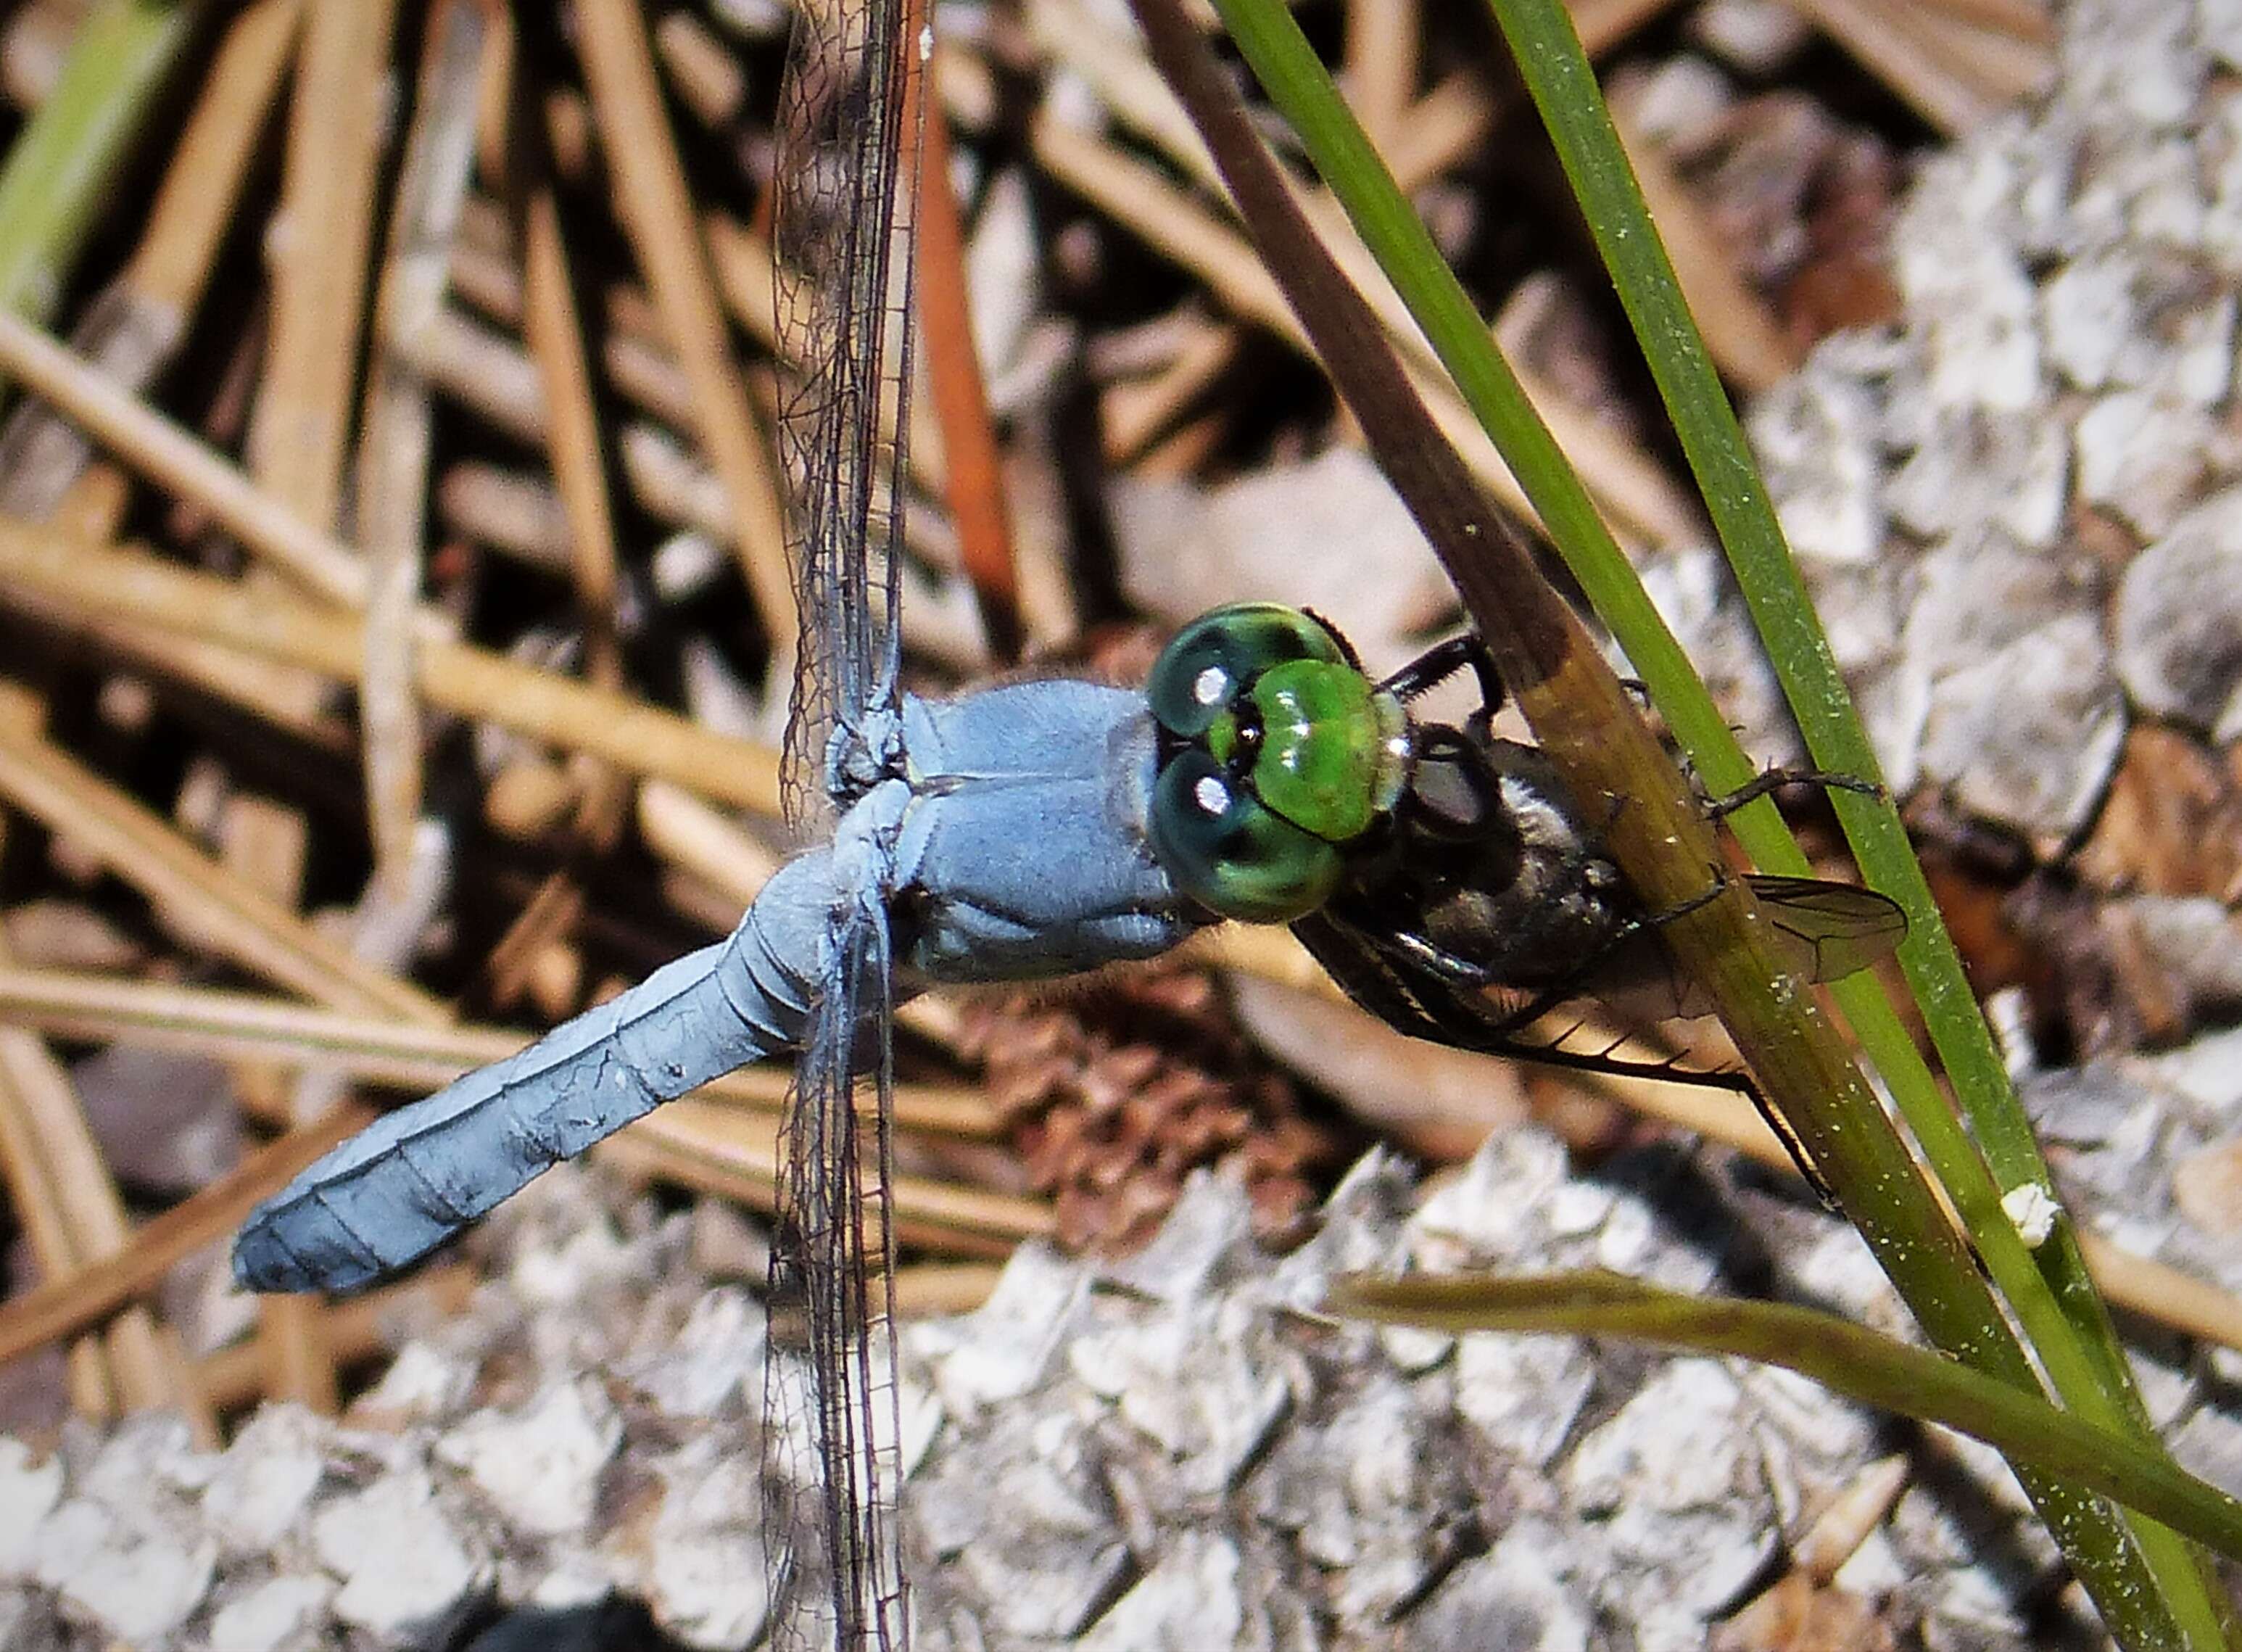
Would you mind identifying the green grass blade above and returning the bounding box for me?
[1480,0,2133,1393]
[1478,0,2229,1641]
[1196,0,2230,1640]
[0,0,199,325]
[1334,1270,2242,1564]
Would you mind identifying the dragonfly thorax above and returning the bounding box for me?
[1146,603,1410,923]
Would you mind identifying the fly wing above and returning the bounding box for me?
[1532,875,1907,1025]
[1296,877,1896,1205]
[772,0,921,827]
[1295,873,1904,1066]
[1290,905,1759,1095]
[764,893,908,1652]
[1747,874,1909,986]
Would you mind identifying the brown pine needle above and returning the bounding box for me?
[574,0,798,661]
[915,71,1022,663]
[0,521,785,814]
[1785,0,1997,135]
[356,0,489,883]
[0,942,210,1429]
[1341,0,1417,149]
[0,965,1002,1140]
[1613,105,1800,395]
[247,0,399,537]
[0,0,302,521]
[194,1265,478,1412]
[512,65,625,697]
[0,310,369,605]
[597,1104,1051,1258]
[0,720,440,1021]
[1565,0,1685,54]
[1022,97,1698,550]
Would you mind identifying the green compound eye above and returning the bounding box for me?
[1148,603,1349,739]
[1246,658,1408,843]
[1150,748,1343,922]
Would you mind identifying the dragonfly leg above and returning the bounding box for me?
[1631,871,1843,1204]
[1398,724,1514,841]
[1295,906,1581,1046]
[1302,606,1368,673]
[1376,632,1505,717]
[1739,1086,1840,1207]
[1634,873,1727,929]
[1294,907,1817,1158]
[1376,924,1503,988]
[1706,766,1884,820]
[1370,923,1624,1038]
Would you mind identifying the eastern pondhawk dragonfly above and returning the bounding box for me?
[229,10,1906,1652]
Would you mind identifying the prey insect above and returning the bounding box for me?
[1145,604,1907,1174]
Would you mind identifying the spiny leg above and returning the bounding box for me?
[1302,906,1824,1181]
[1706,766,1884,821]
[1629,872,1845,1203]
[1404,863,1845,1199]
[1376,632,1505,717]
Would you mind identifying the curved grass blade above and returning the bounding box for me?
[1333,1269,2242,1564]
[0,0,197,334]
[1479,2,2233,1640]
[1167,0,2225,1641]
[1473,0,2183,1494]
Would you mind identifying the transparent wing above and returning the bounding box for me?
[1576,875,1907,1025]
[1292,873,1906,1059]
[1749,874,1911,985]
[767,0,923,1637]
[772,0,921,827]
[764,896,908,1651]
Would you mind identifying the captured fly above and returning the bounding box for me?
[1143,603,1907,1102]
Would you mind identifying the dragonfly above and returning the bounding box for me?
[233,601,1905,1624]
[231,21,1906,1652]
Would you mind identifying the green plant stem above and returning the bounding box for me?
[1334,1271,2242,1563]
[1484,0,2230,1640]
[1194,0,2228,1641]
[0,0,199,324]
[1484,0,2147,1408]
[1195,0,1961,1335]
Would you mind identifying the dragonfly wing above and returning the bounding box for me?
[770,0,922,1632]
[764,889,908,1652]
[772,0,920,826]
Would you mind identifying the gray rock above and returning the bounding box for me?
[2115,488,2242,735]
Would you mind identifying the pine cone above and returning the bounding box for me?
[958,968,1338,1253]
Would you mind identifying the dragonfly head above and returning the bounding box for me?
[1146,603,1410,922]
